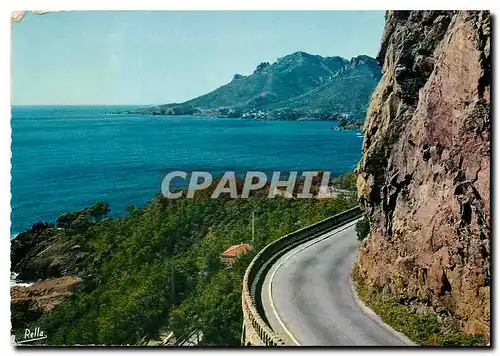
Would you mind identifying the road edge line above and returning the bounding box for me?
[348,274,419,346]
[267,220,359,346]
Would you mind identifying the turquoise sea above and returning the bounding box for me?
[11,106,364,235]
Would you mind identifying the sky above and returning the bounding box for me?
[11,11,386,106]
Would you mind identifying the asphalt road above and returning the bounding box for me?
[261,220,414,346]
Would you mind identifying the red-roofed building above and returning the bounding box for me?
[220,243,251,265]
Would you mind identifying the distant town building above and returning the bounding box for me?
[221,243,251,265]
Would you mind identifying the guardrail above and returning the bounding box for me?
[241,206,362,346]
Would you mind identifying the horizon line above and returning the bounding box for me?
[11,104,154,107]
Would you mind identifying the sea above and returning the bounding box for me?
[11,106,364,236]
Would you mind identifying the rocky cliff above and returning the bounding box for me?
[356,11,490,337]
[11,277,81,331]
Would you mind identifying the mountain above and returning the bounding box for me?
[137,51,381,122]
[355,10,490,340]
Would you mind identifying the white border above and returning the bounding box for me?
[1,0,498,11]
[2,2,498,356]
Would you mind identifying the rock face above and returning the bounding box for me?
[356,11,490,337]
[11,222,90,281]
[11,277,81,330]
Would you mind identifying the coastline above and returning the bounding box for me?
[118,110,365,130]
[10,273,33,288]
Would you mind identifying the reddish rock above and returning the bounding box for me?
[356,11,490,337]
[11,276,81,330]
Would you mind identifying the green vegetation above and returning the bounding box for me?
[351,264,486,346]
[56,201,110,230]
[355,215,370,241]
[136,52,380,122]
[332,171,358,191]
[26,184,356,346]
[337,117,364,130]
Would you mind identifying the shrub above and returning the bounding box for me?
[352,264,486,346]
[31,189,358,346]
[355,215,370,240]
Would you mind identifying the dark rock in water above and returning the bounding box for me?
[11,222,52,270]
[11,203,107,281]
[337,116,364,130]
[10,204,107,333]
[11,225,82,281]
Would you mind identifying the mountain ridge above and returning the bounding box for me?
[135,51,381,123]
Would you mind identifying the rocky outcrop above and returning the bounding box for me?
[11,276,81,330]
[356,11,490,337]
[11,222,90,281]
[10,203,111,336]
[11,202,109,282]
[232,74,246,81]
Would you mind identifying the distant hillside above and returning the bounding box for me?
[136,51,381,123]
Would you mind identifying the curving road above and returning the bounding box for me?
[261,220,415,346]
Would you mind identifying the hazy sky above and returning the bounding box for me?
[12,11,386,106]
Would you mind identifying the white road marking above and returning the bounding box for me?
[267,220,359,346]
[348,276,417,346]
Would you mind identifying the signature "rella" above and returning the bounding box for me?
[17,327,47,344]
